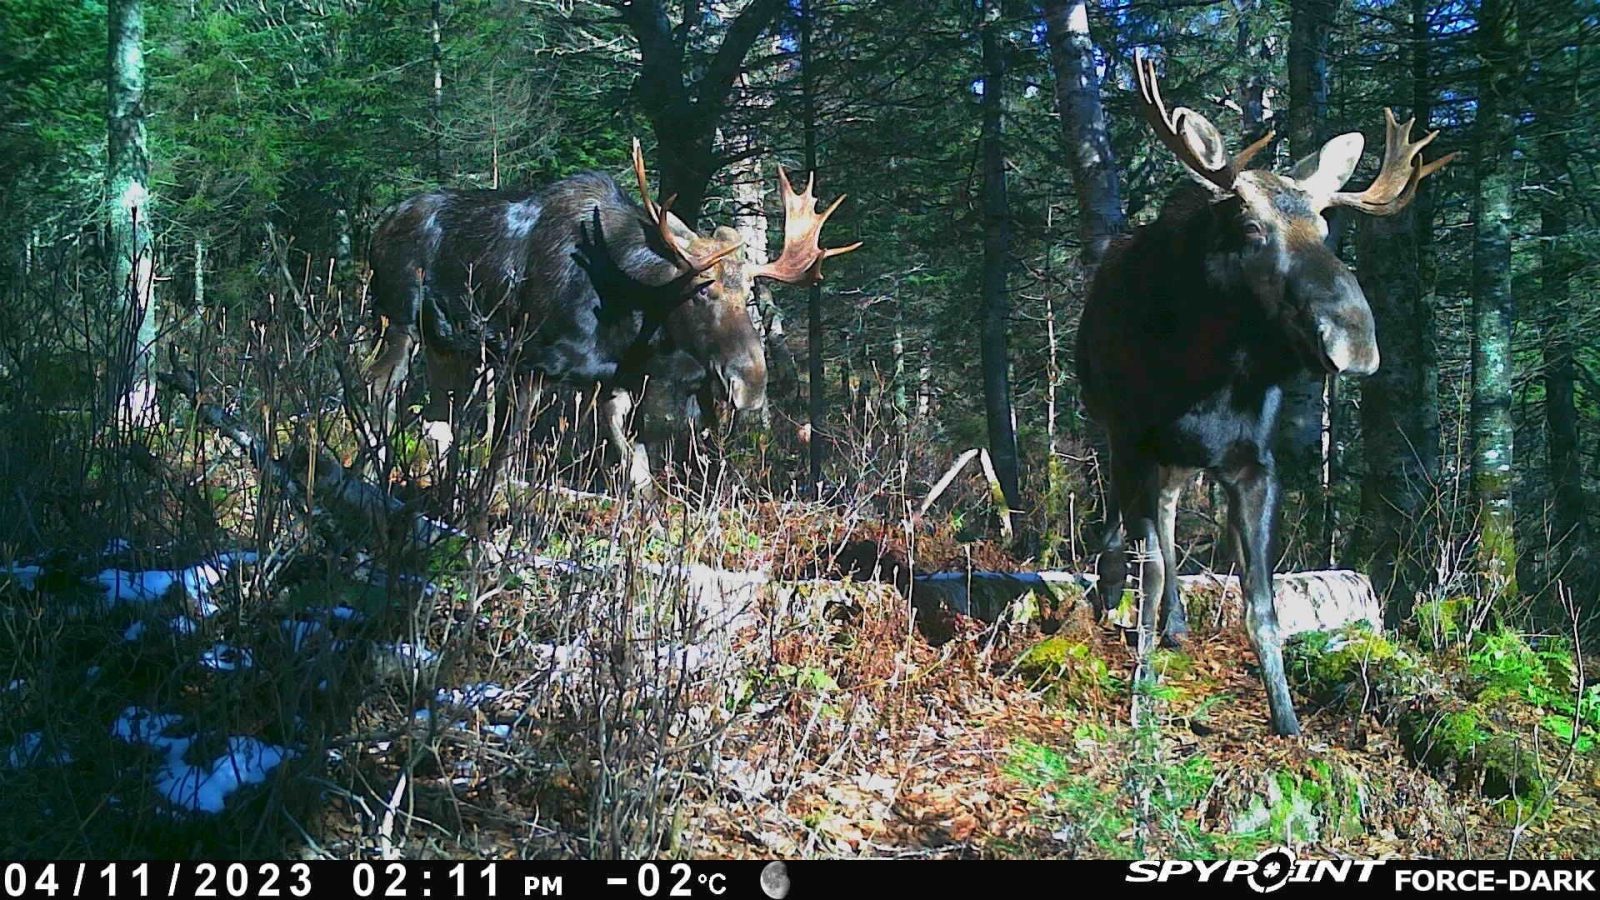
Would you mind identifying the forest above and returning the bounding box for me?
[3,0,1599,861]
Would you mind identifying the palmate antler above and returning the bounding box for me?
[1326,108,1458,216]
[752,167,863,284]
[1133,50,1273,194]
[631,138,742,276]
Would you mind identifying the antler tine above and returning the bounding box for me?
[1232,128,1276,171]
[1132,51,1239,192]
[1328,107,1458,216]
[632,137,743,276]
[631,137,661,221]
[753,164,860,285]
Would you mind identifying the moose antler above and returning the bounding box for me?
[752,166,862,284]
[630,138,743,276]
[1326,109,1457,216]
[1133,50,1274,194]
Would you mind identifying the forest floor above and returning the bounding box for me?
[3,487,1599,860]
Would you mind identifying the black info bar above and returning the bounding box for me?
[0,858,1594,900]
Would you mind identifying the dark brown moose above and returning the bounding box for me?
[1076,53,1455,735]
[366,140,859,495]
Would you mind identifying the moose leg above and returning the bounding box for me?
[480,369,541,501]
[1090,440,1127,622]
[1113,453,1164,656]
[1221,458,1300,736]
[1091,496,1126,623]
[1156,466,1192,646]
[421,344,478,450]
[601,387,655,498]
[367,324,415,473]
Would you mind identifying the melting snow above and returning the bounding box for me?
[199,643,253,671]
[5,732,73,768]
[2,565,42,590]
[436,682,504,709]
[95,551,258,615]
[155,737,295,815]
[111,706,293,815]
[112,706,185,744]
[281,620,325,652]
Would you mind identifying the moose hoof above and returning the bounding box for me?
[1160,627,1189,649]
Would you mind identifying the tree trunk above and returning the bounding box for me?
[430,0,443,178]
[799,0,825,495]
[107,0,156,422]
[979,1,1021,511]
[1357,0,1443,627]
[1280,0,1339,553]
[623,0,785,223]
[1040,0,1125,266]
[1534,3,1586,600]
[1470,0,1521,606]
[1232,0,1273,130]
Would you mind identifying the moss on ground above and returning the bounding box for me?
[1228,760,1368,844]
[1015,635,1118,703]
[1286,624,1432,711]
[1399,705,1549,819]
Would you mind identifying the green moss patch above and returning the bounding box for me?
[1286,624,1433,712]
[1399,705,1549,819]
[1015,636,1119,704]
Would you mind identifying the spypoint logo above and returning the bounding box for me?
[1249,847,1295,893]
[1126,847,1383,890]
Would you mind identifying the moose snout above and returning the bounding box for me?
[1318,316,1380,376]
[1302,263,1380,377]
[717,352,769,415]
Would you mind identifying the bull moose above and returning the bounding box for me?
[366,140,859,496]
[1076,54,1455,735]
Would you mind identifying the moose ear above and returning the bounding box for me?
[1293,132,1365,195]
[1174,108,1230,174]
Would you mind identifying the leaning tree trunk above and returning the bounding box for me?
[1280,0,1339,561]
[1470,0,1522,607]
[106,0,157,423]
[1040,0,1124,559]
[978,0,1021,513]
[1357,0,1442,626]
[1040,0,1125,267]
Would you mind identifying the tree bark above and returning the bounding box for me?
[1534,2,1586,598]
[1357,0,1443,626]
[430,0,444,178]
[620,0,786,222]
[800,0,825,495]
[979,1,1021,511]
[1040,0,1125,266]
[107,0,156,422]
[1279,0,1339,553]
[1470,0,1521,605]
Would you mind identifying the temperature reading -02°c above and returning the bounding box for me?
[609,864,727,898]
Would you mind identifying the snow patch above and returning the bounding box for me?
[6,732,73,768]
[199,643,253,671]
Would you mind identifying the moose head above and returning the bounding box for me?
[1132,53,1457,381]
[623,139,861,419]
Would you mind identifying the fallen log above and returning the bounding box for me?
[912,568,1382,637]
[159,369,461,551]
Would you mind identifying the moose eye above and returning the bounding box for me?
[1242,220,1267,242]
